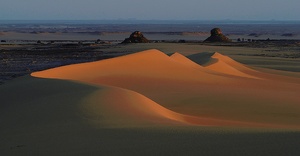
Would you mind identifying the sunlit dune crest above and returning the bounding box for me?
[31,49,221,82]
[31,49,300,129]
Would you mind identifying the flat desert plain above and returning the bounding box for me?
[1,43,300,156]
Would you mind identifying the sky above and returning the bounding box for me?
[0,0,299,21]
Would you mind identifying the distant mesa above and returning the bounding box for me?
[204,28,231,42]
[122,31,149,43]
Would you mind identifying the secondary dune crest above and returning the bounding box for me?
[170,52,238,77]
[82,85,241,127]
[200,52,300,83]
[203,52,261,79]
[81,85,189,126]
[82,84,287,128]
[170,52,205,69]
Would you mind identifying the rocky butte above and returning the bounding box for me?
[122,31,149,43]
[204,28,232,42]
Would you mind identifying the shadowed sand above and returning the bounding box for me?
[31,49,300,129]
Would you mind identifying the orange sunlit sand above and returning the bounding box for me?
[31,49,300,129]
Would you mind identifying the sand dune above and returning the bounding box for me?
[32,49,208,80]
[31,49,231,88]
[30,49,300,129]
[2,48,300,155]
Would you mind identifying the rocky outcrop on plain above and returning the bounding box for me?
[122,31,149,43]
[204,28,231,42]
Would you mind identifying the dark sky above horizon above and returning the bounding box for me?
[1,0,299,21]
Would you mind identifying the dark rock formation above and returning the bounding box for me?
[122,31,149,43]
[204,28,231,42]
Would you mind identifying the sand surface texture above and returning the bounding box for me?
[1,49,300,155]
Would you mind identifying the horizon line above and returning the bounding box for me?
[1,19,300,25]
